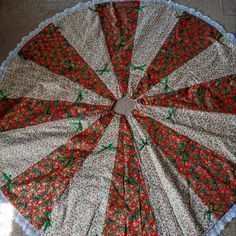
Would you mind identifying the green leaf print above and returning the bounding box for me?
[0,89,10,101]
[96,62,111,76]
[70,115,83,133]
[2,173,14,191]
[138,138,150,151]
[96,143,117,155]
[128,62,146,71]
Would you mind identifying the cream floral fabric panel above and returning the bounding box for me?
[0,115,100,187]
[137,104,236,163]
[144,39,236,97]
[127,114,217,236]
[0,56,112,106]
[46,115,120,236]
[56,9,121,99]
[128,3,181,97]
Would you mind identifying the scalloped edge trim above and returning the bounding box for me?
[205,204,236,236]
[0,192,236,236]
[0,0,235,235]
[0,190,44,236]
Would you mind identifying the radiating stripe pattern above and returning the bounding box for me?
[1,111,114,230]
[18,23,116,101]
[142,40,236,98]
[0,56,112,105]
[127,114,218,235]
[96,1,140,96]
[0,115,101,187]
[0,1,236,235]
[133,110,236,221]
[45,115,120,236]
[54,8,122,99]
[0,98,111,132]
[101,115,158,235]
[131,11,220,99]
[138,75,236,114]
[137,103,236,163]
[127,3,181,97]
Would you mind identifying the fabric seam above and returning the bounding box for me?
[0,1,235,236]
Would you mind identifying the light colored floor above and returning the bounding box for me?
[0,0,235,236]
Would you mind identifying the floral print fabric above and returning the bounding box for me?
[0,1,236,235]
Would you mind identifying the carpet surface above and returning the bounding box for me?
[0,1,235,235]
[220,0,236,15]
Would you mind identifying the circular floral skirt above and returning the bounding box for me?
[0,0,236,235]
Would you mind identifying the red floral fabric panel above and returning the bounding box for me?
[102,115,158,235]
[0,97,110,132]
[96,1,140,96]
[138,75,236,114]
[1,111,114,230]
[18,23,116,101]
[133,110,236,220]
[131,12,219,99]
